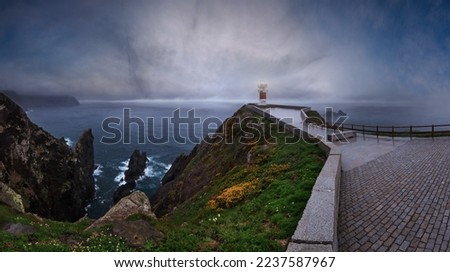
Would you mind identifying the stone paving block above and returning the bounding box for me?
[399,241,410,251]
[338,139,450,252]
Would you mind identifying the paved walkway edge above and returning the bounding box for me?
[288,147,341,252]
[244,104,341,252]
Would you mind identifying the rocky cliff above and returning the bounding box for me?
[0,93,95,222]
[151,106,273,217]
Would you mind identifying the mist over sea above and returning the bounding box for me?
[27,100,449,218]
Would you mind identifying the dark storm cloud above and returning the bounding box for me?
[0,0,449,102]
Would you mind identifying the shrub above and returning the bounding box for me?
[207,179,260,209]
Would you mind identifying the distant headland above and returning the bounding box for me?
[1,90,80,109]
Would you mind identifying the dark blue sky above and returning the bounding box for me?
[0,0,449,103]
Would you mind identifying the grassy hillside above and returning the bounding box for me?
[0,204,133,251]
[149,131,325,251]
[0,108,326,252]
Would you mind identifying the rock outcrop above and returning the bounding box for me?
[0,93,95,222]
[87,191,163,247]
[87,191,156,230]
[151,106,267,217]
[113,150,148,203]
[0,182,25,213]
[125,150,148,182]
[2,223,35,235]
[75,129,96,200]
[159,152,196,185]
[112,181,136,205]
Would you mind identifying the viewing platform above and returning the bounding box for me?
[248,103,450,252]
[248,103,357,143]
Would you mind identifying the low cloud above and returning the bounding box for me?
[0,0,449,103]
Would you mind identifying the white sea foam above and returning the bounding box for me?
[114,157,171,184]
[64,137,74,147]
[93,164,103,186]
[114,159,130,183]
[93,164,103,176]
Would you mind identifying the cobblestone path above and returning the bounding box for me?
[338,139,450,251]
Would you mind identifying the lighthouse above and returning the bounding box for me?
[257,81,268,105]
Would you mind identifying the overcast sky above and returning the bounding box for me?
[0,0,449,103]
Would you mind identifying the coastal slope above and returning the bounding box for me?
[151,106,263,216]
[0,103,325,251]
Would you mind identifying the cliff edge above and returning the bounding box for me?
[0,93,95,222]
[152,106,272,217]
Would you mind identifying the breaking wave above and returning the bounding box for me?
[64,137,74,147]
[114,157,171,185]
[93,164,103,177]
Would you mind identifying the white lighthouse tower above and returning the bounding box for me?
[257,81,268,105]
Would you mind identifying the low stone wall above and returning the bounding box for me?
[287,147,341,251]
[247,103,310,111]
[244,104,342,252]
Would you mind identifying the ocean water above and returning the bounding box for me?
[307,102,450,126]
[27,100,241,218]
[26,100,449,218]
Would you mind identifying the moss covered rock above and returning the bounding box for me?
[0,181,25,213]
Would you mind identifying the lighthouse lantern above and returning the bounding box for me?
[257,82,268,105]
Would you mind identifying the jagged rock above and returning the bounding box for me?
[112,149,148,203]
[125,150,148,183]
[0,93,94,222]
[113,180,136,204]
[0,181,25,213]
[75,129,96,200]
[2,223,35,235]
[87,191,156,230]
[112,220,164,247]
[160,148,197,185]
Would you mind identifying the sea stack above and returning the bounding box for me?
[112,150,148,204]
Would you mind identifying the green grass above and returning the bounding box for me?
[0,111,326,252]
[147,131,325,251]
[0,204,133,252]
